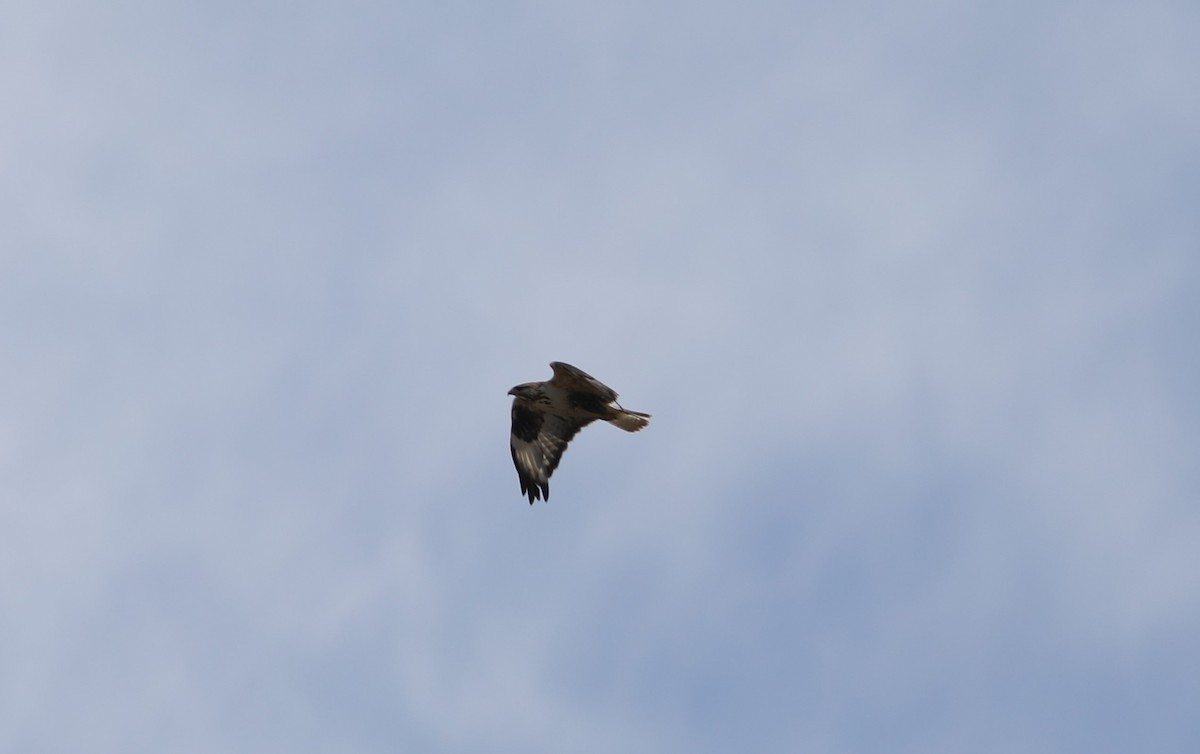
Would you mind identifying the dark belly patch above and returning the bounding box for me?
[567,391,607,415]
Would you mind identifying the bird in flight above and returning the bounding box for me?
[508,361,651,504]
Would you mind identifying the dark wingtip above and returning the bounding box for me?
[517,472,551,504]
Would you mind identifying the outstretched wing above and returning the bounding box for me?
[548,361,618,402]
[510,402,595,504]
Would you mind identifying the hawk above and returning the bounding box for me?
[508,361,651,504]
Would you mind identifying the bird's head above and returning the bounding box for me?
[508,383,539,399]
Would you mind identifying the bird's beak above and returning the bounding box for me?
[507,386,520,397]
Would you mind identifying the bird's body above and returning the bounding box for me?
[508,362,650,504]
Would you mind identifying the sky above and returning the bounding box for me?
[2,1,1199,751]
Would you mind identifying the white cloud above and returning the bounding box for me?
[2,1,1197,752]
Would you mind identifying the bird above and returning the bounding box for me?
[508,361,650,504]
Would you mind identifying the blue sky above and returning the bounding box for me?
[3,1,1199,751]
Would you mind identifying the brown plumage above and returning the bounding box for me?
[507,362,650,504]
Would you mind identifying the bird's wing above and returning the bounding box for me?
[548,361,618,402]
[510,402,594,504]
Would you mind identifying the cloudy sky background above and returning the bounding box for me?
[3,1,1198,751]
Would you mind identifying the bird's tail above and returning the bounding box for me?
[611,409,651,432]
